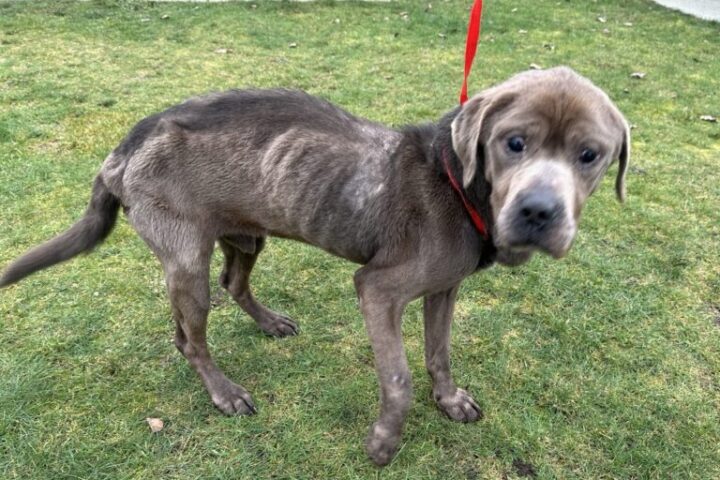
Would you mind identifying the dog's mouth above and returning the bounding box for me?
[495,245,535,267]
[495,236,573,267]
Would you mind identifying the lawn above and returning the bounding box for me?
[0,0,718,478]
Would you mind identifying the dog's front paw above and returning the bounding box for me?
[365,421,401,466]
[435,388,483,423]
[210,381,257,416]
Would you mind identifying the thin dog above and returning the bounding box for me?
[1,67,629,465]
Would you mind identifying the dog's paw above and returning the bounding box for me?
[435,388,483,423]
[210,381,257,416]
[365,421,401,466]
[258,312,298,337]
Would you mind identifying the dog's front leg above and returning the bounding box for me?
[354,266,413,466]
[424,285,483,422]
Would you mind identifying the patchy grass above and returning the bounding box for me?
[0,0,718,478]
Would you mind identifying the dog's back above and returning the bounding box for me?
[100,89,417,263]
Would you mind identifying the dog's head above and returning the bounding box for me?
[451,67,629,266]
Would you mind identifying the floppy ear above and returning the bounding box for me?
[615,121,630,203]
[451,91,513,188]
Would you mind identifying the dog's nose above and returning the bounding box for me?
[517,189,562,230]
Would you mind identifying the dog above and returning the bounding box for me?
[1,67,629,466]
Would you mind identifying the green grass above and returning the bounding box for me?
[0,0,718,478]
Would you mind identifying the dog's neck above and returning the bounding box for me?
[429,108,497,269]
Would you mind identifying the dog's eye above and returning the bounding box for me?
[580,148,598,164]
[507,136,526,153]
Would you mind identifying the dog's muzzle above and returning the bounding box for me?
[498,186,575,261]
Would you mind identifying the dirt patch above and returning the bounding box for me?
[512,459,537,478]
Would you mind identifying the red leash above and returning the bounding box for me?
[459,0,484,105]
[448,0,489,239]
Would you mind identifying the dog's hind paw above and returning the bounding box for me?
[210,381,257,416]
[435,388,483,423]
[258,312,298,337]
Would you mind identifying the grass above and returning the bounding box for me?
[0,0,718,478]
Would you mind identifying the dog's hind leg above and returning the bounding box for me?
[130,210,256,415]
[218,236,298,337]
[166,259,256,415]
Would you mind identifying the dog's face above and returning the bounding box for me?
[452,67,629,266]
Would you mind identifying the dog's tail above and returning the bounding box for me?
[0,175,121,287]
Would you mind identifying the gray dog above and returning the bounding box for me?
[1,67,628,465]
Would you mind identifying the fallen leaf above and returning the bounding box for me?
[602,28,611,35]
[146,417,164,433]
[597,16,607,23]
[438,33,446,39]
[529,63,542,70]
[288,42,297,48]
[518,29,528,34]
[214,48,230,54]
[624,22,633,26]
[630,72,646,79]
[161,14,170,20]
[511,8,518,13]
[700,115,717,123]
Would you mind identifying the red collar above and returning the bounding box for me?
[442,149,489,239]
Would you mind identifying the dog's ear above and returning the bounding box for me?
[615,120,630,203]
[451,91,514,188]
